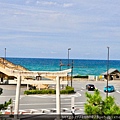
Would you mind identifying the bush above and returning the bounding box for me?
[24,86,74,95]
[0,104,4,110]
[73,75,88,78]
[60,86,74,94]
[24,89,56,95]
[84,89,120,115]
[0,98,12,110]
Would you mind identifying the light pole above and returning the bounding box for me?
[3,48,6,65]
[71,60,73,87]
[5,48,6,60]
[67,48,71,86]
[68,48,71,68]
[106,47,109,98]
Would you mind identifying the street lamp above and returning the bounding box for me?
[5,48,6,60]
[3,48,6,65]
[71,60,73,87]
[67,48,71,86]
[106,47,109,98]
[68,48,71,68]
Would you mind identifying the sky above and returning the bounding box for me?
[0,0,120,60]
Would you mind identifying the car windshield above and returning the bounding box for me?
[88,84,94,86]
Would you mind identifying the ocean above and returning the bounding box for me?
[6,57,120,76]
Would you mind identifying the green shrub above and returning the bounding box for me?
[60,86,74,94]
[24,86,74,95]
[24,89,56,95]
[0,98,12,110]
[0,104,4,110]
[66,86,72,90]
[73,75,88,78]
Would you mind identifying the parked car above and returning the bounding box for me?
[86,84,95,91]
[104,85,115,92]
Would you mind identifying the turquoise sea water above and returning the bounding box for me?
[6,58,120,76]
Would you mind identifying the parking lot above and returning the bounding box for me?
[0,80,120,114]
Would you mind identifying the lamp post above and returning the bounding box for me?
[71,60,73,87]
[3,48,6,65]
[68,48,71,68]
[106,47,109,98]
[5,48,6,60]
[67,48,71,86]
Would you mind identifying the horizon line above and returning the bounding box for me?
[3,57,120,61]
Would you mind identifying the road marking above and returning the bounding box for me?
[81,87,85,89]
[54,98,70,101]
[0,95,15,97]
[19,101,85,106]
[0,95,25,98]
[98,89,105,94]
[116,90,120,93]
[76,92,81,96]
[28,92,81,98]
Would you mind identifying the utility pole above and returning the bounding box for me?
[106,47,109,98]
[71,60,73,87]
[68,48,71,68]
[67,48,71,86]
[5,48,6,60]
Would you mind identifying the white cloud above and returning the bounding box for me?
[63,3,73,8]
[26,0,30,4]
[0,0,120,59]
[36,1,57,6]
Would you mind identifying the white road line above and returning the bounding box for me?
[76,92,81,96]
[61,99,70,101]
[20,101,85,106]
[0,95,25,98]
[28,93,81,98]
[116,90,120,93]
[98,89,105,94]
[20,103,56,106]
[0,96,15,97]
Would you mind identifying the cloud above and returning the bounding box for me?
[35,1,74,8]
[36,1,57,6]
[0,0,120,59]
[63,3,74,8]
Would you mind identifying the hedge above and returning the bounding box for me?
[24,86,74,95]
[73,75,88,78]
[24,89,56,95]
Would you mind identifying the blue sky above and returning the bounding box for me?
[0,0,120,60]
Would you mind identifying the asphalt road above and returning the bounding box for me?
[0,80,120,114]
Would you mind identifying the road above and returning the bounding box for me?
[0,80,120,114]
